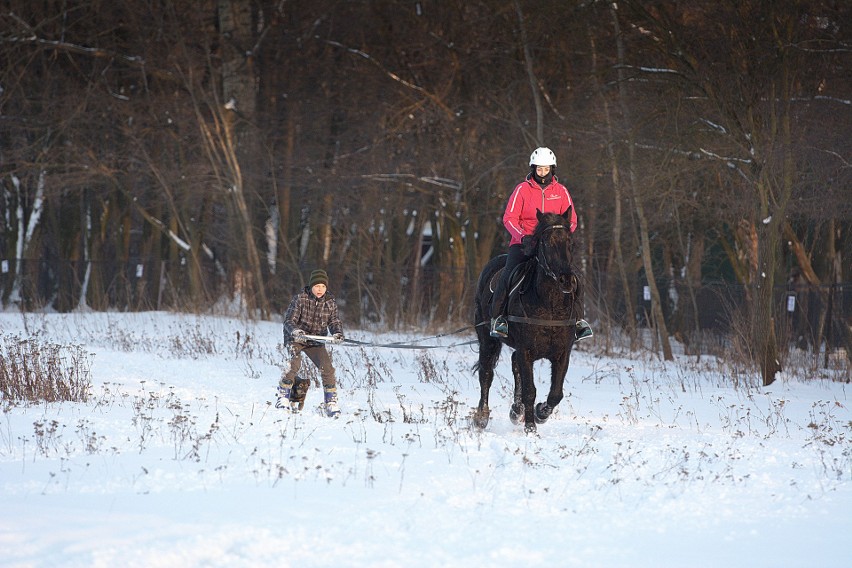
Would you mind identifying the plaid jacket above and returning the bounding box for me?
[282,288,343,343]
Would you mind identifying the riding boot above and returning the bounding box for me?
[490,245,528,339]
[489,277,509,338]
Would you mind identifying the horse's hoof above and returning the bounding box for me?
[524,422,537,434]
[534,402,552,424]
[472,409,490,429]
[509,403,525,425]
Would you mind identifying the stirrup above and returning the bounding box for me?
[490,316,508,338]
[575,319,593,342]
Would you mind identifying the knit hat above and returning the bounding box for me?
[308,269,329,287]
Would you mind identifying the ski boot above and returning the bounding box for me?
[289,377,311,413]
[323,387,341,418]
[275,383,292,409]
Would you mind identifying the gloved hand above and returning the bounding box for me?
[291,329,307,344]
[332,333,344,345]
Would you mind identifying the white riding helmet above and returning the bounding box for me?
[529,147,557,167]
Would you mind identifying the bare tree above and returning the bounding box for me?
[620,0,850,382]
[1,0,848,350]
[610,4,674,359]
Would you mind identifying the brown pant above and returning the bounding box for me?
[280,343,336,390]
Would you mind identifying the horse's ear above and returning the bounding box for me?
[536,209,544,222]
[562,206,572,221]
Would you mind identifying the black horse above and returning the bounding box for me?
[473,209,582,433]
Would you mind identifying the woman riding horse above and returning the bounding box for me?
[474,209,584,433]
[489,147,592,341]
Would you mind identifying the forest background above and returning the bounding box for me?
[1,0,850,385]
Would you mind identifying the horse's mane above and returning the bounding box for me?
[521,210,574,257]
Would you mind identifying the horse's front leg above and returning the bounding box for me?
[535,353,570,424]
[508,350,524,425]
[512,350,537,433]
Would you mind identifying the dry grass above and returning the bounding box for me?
[0,334,92,403]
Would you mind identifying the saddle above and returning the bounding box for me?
[488,259,535,301]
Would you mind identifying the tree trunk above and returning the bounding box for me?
[682,220,705,356]
[9,171,46,307]
[77,193,92,311]
[408,214,425,327]
[321,193,333,265]
[446,215,467,323]
[752,212,783,385]
[218,0,269,317]
[611,5,672,360]
[783,220,828,352]
[751,41,798,386]
[86,195,108,311]
[821,219,836,367]
[277,100,297,279]
[515,0,544,145]
[588,26,637,347]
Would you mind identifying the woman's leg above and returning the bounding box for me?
[572,276,593,341]
[490,245,530,336]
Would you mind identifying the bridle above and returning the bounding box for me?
[534,224,573,293]
[502,222,578,328]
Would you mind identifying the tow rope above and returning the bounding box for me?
[302,312,577,349]
[302,324,485,350]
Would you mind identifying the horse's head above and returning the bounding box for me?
[523,208,576,294]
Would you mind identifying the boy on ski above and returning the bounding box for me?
[277,269,345,417]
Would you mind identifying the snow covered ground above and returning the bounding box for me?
[1,310,850,567]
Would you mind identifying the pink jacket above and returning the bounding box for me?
[503,175,577,246]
